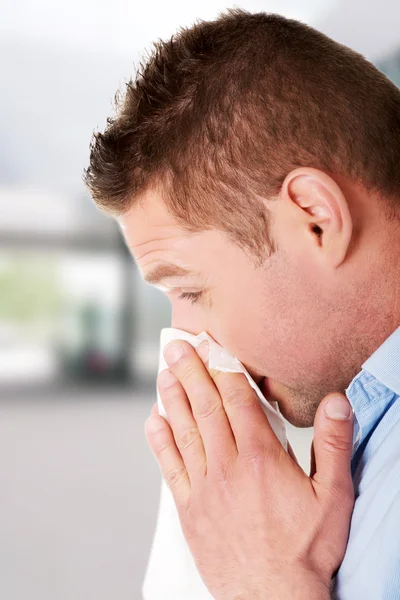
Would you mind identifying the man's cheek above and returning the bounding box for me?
[171,309,207,335]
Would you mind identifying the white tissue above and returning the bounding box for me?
[157,328,287,448]
[142,328,288,600]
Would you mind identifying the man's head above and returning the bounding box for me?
[83,9,400,426]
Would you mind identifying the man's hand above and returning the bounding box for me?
[144,340,355,600]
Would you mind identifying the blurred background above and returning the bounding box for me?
[1,1,399,598]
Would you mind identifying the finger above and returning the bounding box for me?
[198,363,280,458]
[198,341,282,458]
[144,414,191,508]
[157,369,207,478]
[151,402,159,415]
[312,393,354,500]
[163,340,238,462]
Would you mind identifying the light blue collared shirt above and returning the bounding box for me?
[333,326,400,599]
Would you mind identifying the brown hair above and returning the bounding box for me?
[83,8,400,264]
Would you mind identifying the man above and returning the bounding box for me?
[83,8,400,598]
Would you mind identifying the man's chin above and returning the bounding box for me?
[258,377,281,405]
[257,378,315,428]
[258,377,284,411]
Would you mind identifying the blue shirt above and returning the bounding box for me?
[333,326,400,599]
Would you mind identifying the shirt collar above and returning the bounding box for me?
[362,326,400,396]
[345,326,400,458]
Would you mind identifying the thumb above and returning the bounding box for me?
[312,393,354,495]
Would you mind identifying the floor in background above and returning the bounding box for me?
[0,390,313,600]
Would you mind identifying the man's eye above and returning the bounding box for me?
[178,291,203,304]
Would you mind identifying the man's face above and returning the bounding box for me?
[119,185,364,427]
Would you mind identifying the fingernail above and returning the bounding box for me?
[196,341,209,363]
[164,341,185,363]
[146,416,164,433]
[325,396,352,420]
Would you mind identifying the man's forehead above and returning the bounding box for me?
[119,203,191,253]
[120,188,179,229]
[118,197,229,286]
[119,212,201,284]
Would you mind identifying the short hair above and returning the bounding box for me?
[83,8,400,264]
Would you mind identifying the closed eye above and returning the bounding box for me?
[178,291,203,304]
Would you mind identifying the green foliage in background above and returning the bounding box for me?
[0,257,61,322]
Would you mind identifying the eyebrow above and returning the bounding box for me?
[142,263,196,285]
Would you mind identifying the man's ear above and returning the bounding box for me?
[280,167,353,268]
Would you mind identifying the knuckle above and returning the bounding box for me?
[242,446,266,471]
[180,362,197,384]
[165,464,187,489]
[160,385,182,407]
[213,459,233,487]
[196,398,222,420]
[157,372,178,394]
[177,425,201,450]
[323,433,353,454]
[223,385,255,409]
[152,434,173,455]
